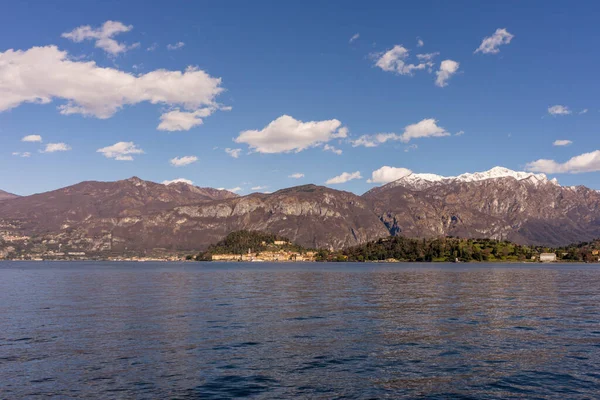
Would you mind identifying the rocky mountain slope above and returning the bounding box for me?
[0,189,19,201]
[0,181,387,254]
[1,167,600,257]
[0,177,237,233]
[363,167,600,246]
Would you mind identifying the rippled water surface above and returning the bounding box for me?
[1,262,600,399]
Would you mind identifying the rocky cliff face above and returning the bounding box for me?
[363,168,600,246]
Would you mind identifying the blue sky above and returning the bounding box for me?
[1,0,599,195]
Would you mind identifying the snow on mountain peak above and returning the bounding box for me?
[388,166,558,190]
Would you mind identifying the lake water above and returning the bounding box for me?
[1,262,599,399]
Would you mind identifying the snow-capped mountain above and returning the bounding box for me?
[382,166,559,191]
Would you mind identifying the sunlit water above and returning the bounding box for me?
[1,262,599,399]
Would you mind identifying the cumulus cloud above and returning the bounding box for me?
[170,155,198,166]
[227,186,242,193]
[475,28,514,54]
[225,148,242,158]
[157,108,217,131]
[323,144,342,155]
[251,185,268,191]
[163,178,193,185]
[325,171,362,184]
[167,42,185,50]
[12,152,31,158]
[553,140,572,147]
[349,33,360,43]
[0,46,224,126]
[352,118,450,147]
[526,150,600,174]
[62,20,138,56]
[97,141,143,161]
[435,60,460,87]
[235,115,348,154]
[417,38,424,47]
[367,166,413,183]
[41,143,71,153]
[289,173,304,179]
[375,45,432,75]
[548,105,571,116]
[21,134,42,142]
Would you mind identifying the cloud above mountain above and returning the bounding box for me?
[352,118,451,147]
[97,142,144,161]
[0,46,225,128]
[170,156,198,167]
[367,166,413,183]
[235,115,348,154]
[526,150,600,173]
[326,171,362,184]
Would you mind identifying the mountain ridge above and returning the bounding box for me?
[1,168,600,258]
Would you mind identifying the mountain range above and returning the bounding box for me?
[1,167,599,257]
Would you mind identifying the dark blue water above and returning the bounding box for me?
[1,262,599,399]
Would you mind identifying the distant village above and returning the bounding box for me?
[209,240,317,262]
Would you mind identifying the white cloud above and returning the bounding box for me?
[323,144,342,155]
[157,108,216,131]
[12,152,31,158]
[97,141,143,161]
[455,130,465,136]
[41,143,71,153]
[553,140,573,146]
[227,186,242,193]
[289,173,304,179]
[404,144,418,152]
[163,178,193,185]
[235,115,348,154]
[475,28,514,54]
[349,33,360,43]
[170,155,198,166]
[352,118,450,147]
[0,46,224,124]
[579,109,588,114]
[251,185,268,191]
[417,38,424,47]
[325,171,362,185]
[375,45,432,75]
[416,52,439,62]
[62,20,138,56]
[167,42,185,50]
[435,60,460,87]
[526,150,600,174]
[21,134,42,142]
[548,105,571,116]
[225,148,242,158]
[325,171,362,184]
[367,166,413,183]
[147,43,158,52]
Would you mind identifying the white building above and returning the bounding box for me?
[539,253,557,262]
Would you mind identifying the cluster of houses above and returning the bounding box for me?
[211,251,317,262]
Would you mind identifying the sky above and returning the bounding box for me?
[1,0,600,196]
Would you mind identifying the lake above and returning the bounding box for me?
[1,262,599,398]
